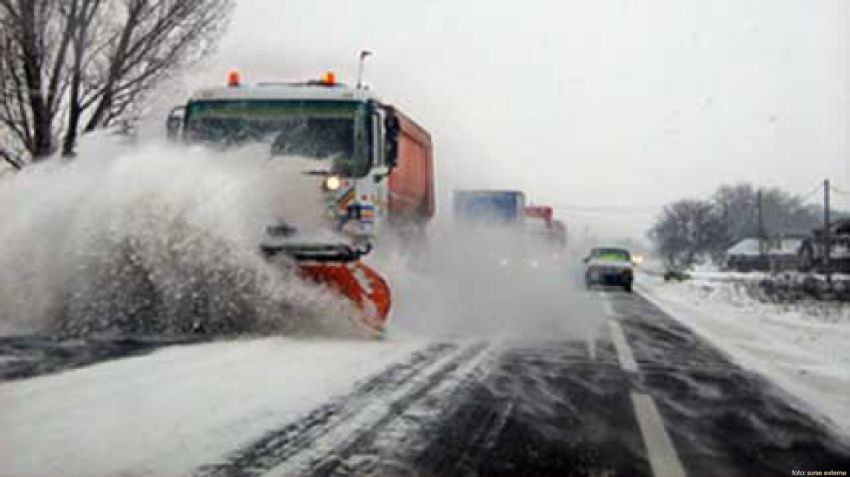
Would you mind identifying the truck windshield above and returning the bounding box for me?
[591,248,631,262]
[184,100,371,177]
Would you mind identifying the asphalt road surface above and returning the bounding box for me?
[2,288,849,477]
[193,289,850,477]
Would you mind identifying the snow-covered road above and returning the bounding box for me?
[0,338,423,477]
[2,284,849,476]
[637,274,850,435]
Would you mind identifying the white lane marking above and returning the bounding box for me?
[602,289,687,476]
[595,293,619,362]
[601,296,616,317]
[631,392,688,477]
[599,291,618,360]
[608,320,639,373]
[587,333,597,361]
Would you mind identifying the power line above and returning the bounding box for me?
[793,182,825,203]
[551,181,832,218]
[553,204,661,211]
[830,185,850,196]
[551,204,662,216]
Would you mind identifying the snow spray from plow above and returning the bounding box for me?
[261,238,392,335]
[0,139,376,338]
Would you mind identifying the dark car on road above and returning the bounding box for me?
[584,247,634,292]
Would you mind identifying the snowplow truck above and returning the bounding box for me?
[166,71,435,335]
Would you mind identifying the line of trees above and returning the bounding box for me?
[0,0,233,168]
[648,183,825,269]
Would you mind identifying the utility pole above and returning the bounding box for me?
[824,179,832,284]
[757,189,765,256]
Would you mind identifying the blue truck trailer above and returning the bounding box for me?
[453,190,526,224]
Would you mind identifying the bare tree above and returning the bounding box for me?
[0,0,74,161]
[648,199,726,269]
[0,0,233,163]
[76,0,232,145]
[715,183,822,240]
[61,0,104,156]
[649,182,827,270]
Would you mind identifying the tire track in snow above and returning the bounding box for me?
[194,341,466,477]
[296,341,491,477]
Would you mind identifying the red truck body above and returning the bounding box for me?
[524,206,553,226]
[387,107,435,224]
[524,205,567,248]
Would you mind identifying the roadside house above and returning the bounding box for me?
[725,237,803,272]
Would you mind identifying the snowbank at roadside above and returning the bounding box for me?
[0,337,424,477]
[636,274,850,436]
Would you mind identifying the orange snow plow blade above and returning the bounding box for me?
[260,241,391,335]
[297,261,391,333]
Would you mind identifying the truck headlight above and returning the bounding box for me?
[324,175,341,191]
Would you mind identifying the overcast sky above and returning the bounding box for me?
[184,0,850,240]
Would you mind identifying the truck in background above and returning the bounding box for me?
[453,190,526,224]
[523,205,567,251]
[452,190,567,267]
[166,70,435,334]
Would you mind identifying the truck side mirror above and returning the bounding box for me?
[384,114,400,168]
[165,106,185,141]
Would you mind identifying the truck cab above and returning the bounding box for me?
[167,72,434,242]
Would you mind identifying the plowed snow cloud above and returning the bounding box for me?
[0,137,361,337]
[171,0,850,240]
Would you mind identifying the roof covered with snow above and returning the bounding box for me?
[727,238,760,256]
[726,237,803,257]
[190,82,381,103]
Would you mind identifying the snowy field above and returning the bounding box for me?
[637,273,850,436]
[0,337,424,477]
